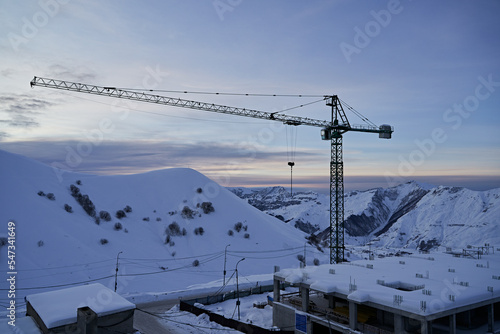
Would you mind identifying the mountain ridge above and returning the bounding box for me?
[0,149,312,302]
[229,180,500,251]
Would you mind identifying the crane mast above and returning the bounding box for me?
[30,76,393,264]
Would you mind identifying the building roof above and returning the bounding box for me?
[275,249,500,319]
[25,283,135,329]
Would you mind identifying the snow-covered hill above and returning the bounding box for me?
[230,181,500,251]
[0,150,316,305]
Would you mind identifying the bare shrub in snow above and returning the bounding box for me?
[234,222,243,233]
[194,227,204,236]
[201,202,214,214]
[244,233,250,239]
[46,193,56,201]
[70,184,80,196]
[100,238,108,245]
[116,210,126,219]
[124,205,132,213]
[167,222,182,236]
[38,240,44,247]
[73,192,96,218]
[114,222,123,231]
[143,217,150,222]
[99,211,112,221]
[192,259,200,267]
[181,206,194,219]
[64,204,73,213]
[37,191,46,197]
[196,187,203,193]
[228,230,234,236]
[0,237,8,247]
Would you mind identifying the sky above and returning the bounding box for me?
[0,0,499,193]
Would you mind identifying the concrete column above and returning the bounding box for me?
[77,307,98,334]
[349,301,357,330]
[465,310,472,328]
[449,313,456,334]
[394,313,403,333]
[421,320,432,334]
[273,278,280,303]
[488,303,495,333]
[377,309,384,326]
[328,295,335,309]
[301,286,310,312]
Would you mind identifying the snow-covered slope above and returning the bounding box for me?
[0,150,314,304]
[230,181,500,251]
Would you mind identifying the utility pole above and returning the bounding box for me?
[236,258,245,321]
[304,243,307,267]
[114,251,123,292]
[223,244,230,286]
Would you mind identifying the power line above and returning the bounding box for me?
[0,275,115,291]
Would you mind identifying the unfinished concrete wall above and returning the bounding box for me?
[273,302,295,332]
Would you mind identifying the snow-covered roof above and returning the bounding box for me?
[25,283,135,329]
[275,250,500,317]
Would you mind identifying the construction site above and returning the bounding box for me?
[272,247,500,334]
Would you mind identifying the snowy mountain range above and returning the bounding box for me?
[230,180,500,251]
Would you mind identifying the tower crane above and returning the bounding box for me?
[30,76,393,264]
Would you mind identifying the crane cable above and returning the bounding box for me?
[113,88,326,98]
[286,125,298,197]
[339,98,377,127]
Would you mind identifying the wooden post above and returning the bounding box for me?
[77,307,98,334]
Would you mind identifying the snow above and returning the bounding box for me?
[25,283,135,329]
[160,305,243,333]
[0,149,312,313]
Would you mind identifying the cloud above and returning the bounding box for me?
[0,94,54,133]
[45,64,97,83]
[0,139,321,175]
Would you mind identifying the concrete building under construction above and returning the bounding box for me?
[272,247,500,333]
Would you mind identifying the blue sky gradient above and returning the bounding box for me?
[1,0,499,192]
